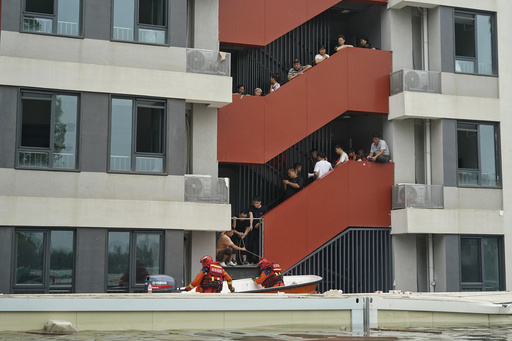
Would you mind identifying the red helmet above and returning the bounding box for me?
[200,255,213,267]
[257,258,270,269]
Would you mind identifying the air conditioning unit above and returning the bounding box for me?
[187,49,217,73]
[184,175,229,204]
[403,70,430,92]
[393,184,427,209]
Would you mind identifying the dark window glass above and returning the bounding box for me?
[454,11,496,75]
[14,230,75,294]
[110,98,165,173]
[112,0,167,44]
[455,13,475,58]
[15,231,45,285]
[139,0,165,26]
[460,238,481,283]
[26,0,54,14]
[461,236,503,291]
[49,231,74,293]
[21,97,52,148]
[18,91,79,170]
[136,106,164,154]
[457,122,500,187]
[107,232,130,290]
[107,231,163,292]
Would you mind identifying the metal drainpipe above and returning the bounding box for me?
[422,7,435,292]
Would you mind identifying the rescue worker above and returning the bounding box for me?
[253,258,285,288]
[185,255,235,293]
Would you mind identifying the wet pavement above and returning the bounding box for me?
[0,327,512,341]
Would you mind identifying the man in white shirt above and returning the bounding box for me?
[313,151,333,179]
[368,133,390,163]
[334,145,349,167]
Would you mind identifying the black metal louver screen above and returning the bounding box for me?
[227,12,331,95]
[286,228,392,294]
[221,123,332,215]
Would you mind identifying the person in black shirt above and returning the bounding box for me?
[247,197,268,264]
[282,167,304,199]
[231,210,251,265]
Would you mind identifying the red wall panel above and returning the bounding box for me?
[218,48,392,164]
[263,162,393,270]
[217,95,266,164]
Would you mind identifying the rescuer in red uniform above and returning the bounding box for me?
[253,258,285,288]
[185,255,235,293]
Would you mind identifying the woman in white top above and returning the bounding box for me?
[315,45,329,65]
[270,73,280,92]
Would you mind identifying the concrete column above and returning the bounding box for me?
[380,7,414,71]
[392,234,419,292]
[190,231,216,277]
[0,227,13,294]
[193,0,219,51]
[191,104,218,177]
[385,119,416,184]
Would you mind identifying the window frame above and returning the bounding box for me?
[106,230,165,293]
[459,235,504,292]
[21,0,84,38]
[453,9,498,76]
[12,228,76,294]
[16,89,81,171]
[111,0,169,45]
[456,121,501,188]
[108,96,167,174]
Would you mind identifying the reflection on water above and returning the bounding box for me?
[0,327,511,341]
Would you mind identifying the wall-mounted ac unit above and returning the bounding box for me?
[403,70,430,92]
[187,49,217,73]
[184,175,229,204]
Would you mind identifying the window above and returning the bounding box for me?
[460,236,503,291]
[457,122,500,187]
[112,0,167,44]
[107,231,164,293]
[13,230,75,294]
[109,97,166,173]
[22,0,82,37]
[454,10,496,75]
[18,91,79,170]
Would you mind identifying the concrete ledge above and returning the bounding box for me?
[389,92,500,121]
[388,0,497,12]
[391,208,504,235]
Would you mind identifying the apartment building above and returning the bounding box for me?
[217,0,511,293]
[0,0,231,293]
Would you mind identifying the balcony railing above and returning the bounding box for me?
[390,69,441,96]
[184,175,229,204]
[392,184,444,209]
[186,48,231,76]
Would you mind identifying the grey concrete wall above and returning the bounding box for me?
[193,0,219,51]
[191,104,218,177]
[416,235,428,292]
[442,119,457,187]
[84,0,110,40]
[392,234,419,292]
[170,0,188,48]
[427,7,442,72]
[75,228,107,293]
[164,229,184,287]
[380,7,414,71]
[430,119,444,185]
[444,234,461,291]
[386,119,415,184]
[0,86,16,169]
[0,227,13,294]
[167,99,186,175]
[80,93,109,172]
[0,0,20,32]
[440,7,455,73]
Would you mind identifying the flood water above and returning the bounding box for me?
[0,327,511,341]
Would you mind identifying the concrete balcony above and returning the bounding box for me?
[387,0,496,12]
[389,70,500,121]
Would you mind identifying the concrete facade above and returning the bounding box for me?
[388,0,510,292]
[0,0,231,293]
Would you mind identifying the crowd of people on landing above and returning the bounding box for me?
[233,34,377,96]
